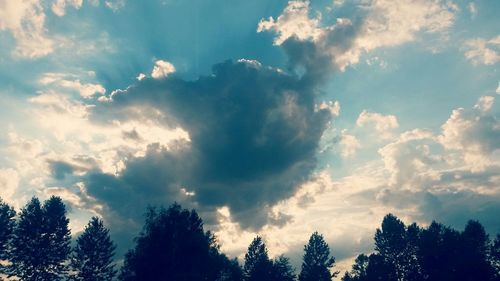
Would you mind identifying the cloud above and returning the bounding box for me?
[52,0,83,16]
[259,0,457,70]
[39,72,106,98]
[463,35,500,65]
[151,60,176,79]
[84,58,335,241]
[468,2,478,18]
[339,130,361,159]
[356,110,399,139]
[438,96,500,171]
[0,168,19,203]
[0,0,54,58]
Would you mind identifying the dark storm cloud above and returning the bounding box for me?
[86,55,335,242]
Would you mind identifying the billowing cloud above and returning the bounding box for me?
[0,0,54,58]
[438,95,500,171]
[86,59,334,235]
[339,130,360,159]
[39,72,106,98]
[52,0,83,16]
[356,110,399,139]
[463,35,500,65]
[259,0,457,70]
[151,60,176,79]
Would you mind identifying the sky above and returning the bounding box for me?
[0,0,499,272]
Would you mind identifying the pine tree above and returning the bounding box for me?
[0,197,15,277]
[271,255,296,281]
[70,217,116,281]
[244,236,273,281]
[10,196,71,281]
[298,232,337,281]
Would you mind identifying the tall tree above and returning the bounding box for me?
[456,220,494,281]
[373,214,407,281]
[0,197,15,277]
[10,196,71,281]
[298,232,337,281]
[70,217,116,281]
[244,236,273,281]
[119,203,228,281]
[271,255,296,281]
[490,234,500,281]
[341,254,368,281]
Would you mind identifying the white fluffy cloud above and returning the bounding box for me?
[0,168,19,203]
[438,95,500,171]
[151,60,176,79]
[259,0,458,70]
[39,72,106,98]
[463,35,500,65]
[339,130,361,159]
[51,0,83,16]
[0,0,54,58]
[356,110,399,139]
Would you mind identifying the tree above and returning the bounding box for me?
[10,196,71,281]
[70,217,116,281]
[490,234,500,281]
[456,220,495,281]
[244,236,273,281]
[271,255,296,281]
[0,197,15,277]
[298,232,337,281]
[373,214,407,281]
[119,203,228,281]
[341,254,368,281]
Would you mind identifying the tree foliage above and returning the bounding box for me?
[298,232,337,281]
[119,203,238,281]
[0,197,15,277]
[70,217,116,281]
[10,196,71,281]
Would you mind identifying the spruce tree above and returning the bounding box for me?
[298,232,337,281]
[244,236,273,281]
[271,255,295,281]
[0,197,15,277]
[10,196,71,281]
[70,217,116,281]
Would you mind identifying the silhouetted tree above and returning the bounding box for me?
[70,217,116,281]
[491,234,500,281]
[244,236,273,281]
[456,220,495,281]
[341,254,368,281]
[216,257,244,281]
[271,255,296,281]
[0,197,15,277]
[298,232,337,281]
[373,214,408,281]
[10,196,71,281]
[119,203,230,281]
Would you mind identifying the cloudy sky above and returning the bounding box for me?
[0,0,499,271]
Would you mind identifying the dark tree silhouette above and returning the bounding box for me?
[119,203,234,281]
[70,217,116,281]
[10,196,71,281]
[373,214,407,281]
[0,197,15,277]
[244,236,273,281]
[456,220,495,281]
[215,257,244,281]
[341,254,368,281]
[298,232,337,281]
[491,234,500,281]
[271,255,296,281]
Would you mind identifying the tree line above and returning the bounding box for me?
[0,196,499,281]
